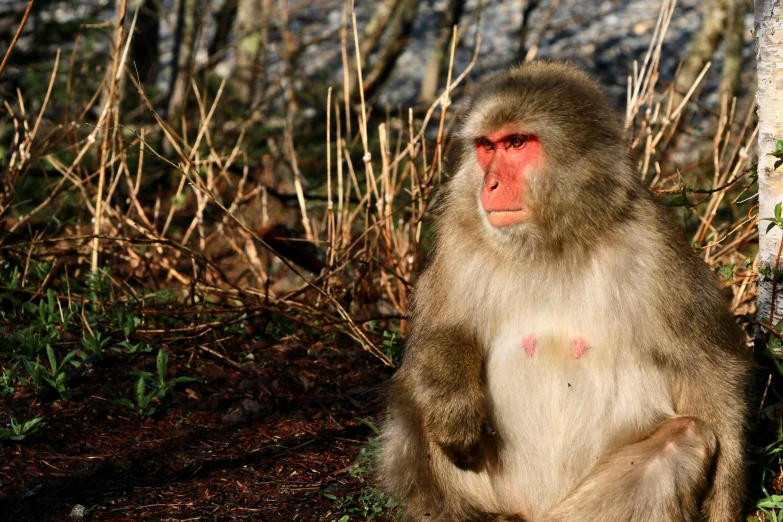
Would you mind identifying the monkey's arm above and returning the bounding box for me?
[397,325,487,468]
[662,251,750,521]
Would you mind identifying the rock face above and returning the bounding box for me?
[284,0,755,107]
[8,0,753,112]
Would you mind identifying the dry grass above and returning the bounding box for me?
[0,0,758,364]
[625,0,758,318]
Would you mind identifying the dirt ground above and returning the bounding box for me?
[0,335,393,521]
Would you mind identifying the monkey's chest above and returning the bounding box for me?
[484,330,673,517]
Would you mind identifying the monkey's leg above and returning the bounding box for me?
[538,416,717,522]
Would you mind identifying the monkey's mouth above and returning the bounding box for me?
[486,209,529,228]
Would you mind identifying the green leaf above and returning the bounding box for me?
[153,386,167,401]
[157,350,168,387]
[776,202,782,220]
[20,417,43,433]
[135,376,147,406]
[323,493,338,501]
[764,220,779,234]
[760,267,783,281]
[171,376,200,384]
[46,345,57,373]
[356,417,380,434]
[22,358,42,386]
[769,139,783,159]
[61,349,81,367]
[114,398,136,409]
[758,494,783,509]
[667,188,689,207]
[716,264,735,281]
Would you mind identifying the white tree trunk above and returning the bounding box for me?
[756,0,783,324]
[234,0,270,106]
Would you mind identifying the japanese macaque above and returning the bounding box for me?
[379,62,751,522]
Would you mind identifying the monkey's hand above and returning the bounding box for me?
[426,385,488,469]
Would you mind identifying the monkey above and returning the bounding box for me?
[378,62,751,522]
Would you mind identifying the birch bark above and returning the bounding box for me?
[756,0,783,323]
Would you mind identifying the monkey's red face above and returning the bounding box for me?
[476,130,541,228]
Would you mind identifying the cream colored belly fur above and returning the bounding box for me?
[483,325,674,519]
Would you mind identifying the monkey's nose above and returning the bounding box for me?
[483,171,500,193]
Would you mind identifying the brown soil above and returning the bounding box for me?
[0,337,394,521]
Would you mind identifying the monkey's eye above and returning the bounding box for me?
[509,136,526,149]
[477,139,494,151]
